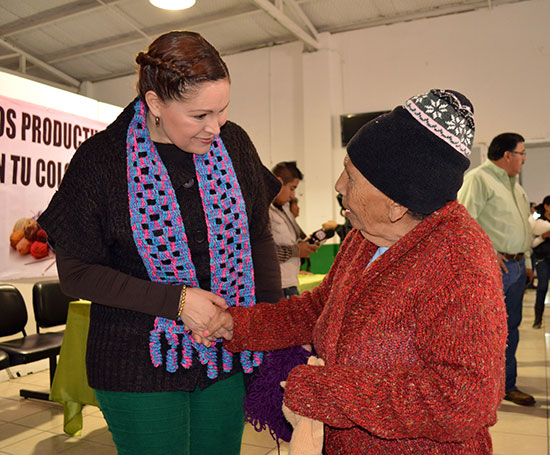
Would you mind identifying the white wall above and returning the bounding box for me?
[332,0,549,210]
[93,74,138,109]
[334,0,550,145]
[91,0,549,234]
[226,41,306,168]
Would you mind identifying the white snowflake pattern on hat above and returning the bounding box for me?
[446,114,467,135]
[404,89,474,157]
[425,98,448,119]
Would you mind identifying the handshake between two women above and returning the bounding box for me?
[180,287,235,347]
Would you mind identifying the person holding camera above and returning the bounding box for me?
[270,161,319,297]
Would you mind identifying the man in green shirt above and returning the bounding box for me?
[458,132,534,406]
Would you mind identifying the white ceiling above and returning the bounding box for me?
[0,0,528,92]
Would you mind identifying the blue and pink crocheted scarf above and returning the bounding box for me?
[126,99,262,379]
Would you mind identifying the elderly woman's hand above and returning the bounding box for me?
[202,310,234,342]
[188,309,234,347]
[187,309,233,347]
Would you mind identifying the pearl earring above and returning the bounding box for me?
[154,116,160,127]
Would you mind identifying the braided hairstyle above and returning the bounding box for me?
[136,31,230,102]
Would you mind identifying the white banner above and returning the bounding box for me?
[0,94,108,279]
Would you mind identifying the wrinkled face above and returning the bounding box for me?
[148,79,230,154]
[335,155,394,246]
[274,178,300,206]
[504,141,526,177]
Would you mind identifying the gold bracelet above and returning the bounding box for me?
[176,285,186,319]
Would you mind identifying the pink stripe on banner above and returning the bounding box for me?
[404,100,470,157]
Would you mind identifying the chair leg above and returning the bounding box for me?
[20,355,58,402]
[49,355,57,387]
[19,389,51,401]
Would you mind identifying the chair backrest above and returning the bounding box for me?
[0,284,28,337]
[32,281,71,332]
[0,349,9,370]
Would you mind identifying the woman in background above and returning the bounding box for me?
[531,195,550,328]
[39,31,281,455]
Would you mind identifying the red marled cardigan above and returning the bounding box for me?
[227,200,506,454]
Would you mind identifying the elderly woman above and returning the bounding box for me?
[206,90,507,454]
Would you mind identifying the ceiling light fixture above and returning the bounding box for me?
[149,0,196,11]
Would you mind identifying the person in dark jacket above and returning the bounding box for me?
[39,31,281,455]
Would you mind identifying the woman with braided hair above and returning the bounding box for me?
[38,31,282,454]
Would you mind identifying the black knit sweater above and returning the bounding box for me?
[38,99,282,392]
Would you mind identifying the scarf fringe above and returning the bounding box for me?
[149,318,262,379]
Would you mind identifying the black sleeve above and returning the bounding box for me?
[38,134,110,265]
[249,164,283,303]
[55,247,182,319]
[222,122,282,304]
[251,226,283,303]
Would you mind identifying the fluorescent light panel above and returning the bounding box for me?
[149,0,196,11]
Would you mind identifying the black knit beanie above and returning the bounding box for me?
[347,89,474,214]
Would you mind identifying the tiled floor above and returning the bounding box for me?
[0,288,548,454]
[490,287,550,455]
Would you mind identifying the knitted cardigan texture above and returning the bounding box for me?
[227,201,507,454]
[39,99,281,392]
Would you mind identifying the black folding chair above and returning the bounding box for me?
[32,280,71,334]
[0,284,65,401]
[0,349,9,370]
